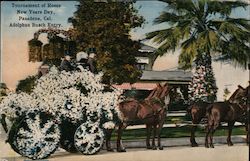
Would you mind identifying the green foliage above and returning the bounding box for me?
[28,39,43,62]
[28,39,43,46]
[189,53,218,102]
[146,0,250,69]
[223,88,231,101]
[16,76,37,93]
[0,83,8,102]
[69,0,145,84]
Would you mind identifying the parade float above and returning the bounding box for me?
[0,66,123,160]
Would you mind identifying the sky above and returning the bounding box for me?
[1,0,249,100]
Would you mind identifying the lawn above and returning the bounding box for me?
[110,111,247,141]
[111,126,246,141]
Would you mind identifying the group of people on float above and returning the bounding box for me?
[60,48,97,73]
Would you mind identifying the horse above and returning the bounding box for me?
[144,83,171,150]
[188,85,247,147]
[105,83,171,152]
[205,85,248,148]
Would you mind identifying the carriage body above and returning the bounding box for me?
[0,67,122,160]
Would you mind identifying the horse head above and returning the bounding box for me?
[228,85,247,104]
[146,83,162,100]
[159,83,171,109]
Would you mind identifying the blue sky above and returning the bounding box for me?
[1,0,249,41]
[131,0,250,40]
[1,0,249,100]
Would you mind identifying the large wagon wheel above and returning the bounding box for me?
[74,122,104,155]
[8,116,26,155]
[59,120,78,153]
[9,111,60,160]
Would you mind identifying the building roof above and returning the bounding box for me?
[138,43,156,56]
[113,70,192,90]
[112,83,156,90]
[141,70,192,84]
[138,44,156,53]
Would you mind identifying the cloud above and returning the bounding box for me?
[52,6,66,15]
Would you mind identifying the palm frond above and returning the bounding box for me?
[218,20,249,40]
[153,11,181,25]
[207,0,248,16]
[216,39,250,69]
[207,30,219,50]
[146,28,176,44]
[178,47,197,69]
[159,0,196,15]
[226,18,250,31]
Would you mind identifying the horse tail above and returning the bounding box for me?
[206,104,213,115]
[206,104,221,130]
[186,105,193,114]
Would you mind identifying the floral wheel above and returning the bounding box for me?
[74,122,104,155]
[8,116,26,155]
[11,112,60,160]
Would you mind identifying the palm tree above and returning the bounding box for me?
[146,0,249,68]
[146,0,250,102]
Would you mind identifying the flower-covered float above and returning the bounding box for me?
[0,66,122,160]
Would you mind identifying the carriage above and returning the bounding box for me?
[0,66,122,160]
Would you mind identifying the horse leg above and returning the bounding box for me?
[190,124,198,147]
[146,124,152,149]
[157,111,166,150]
[117,124,126,152]
[247,124,250,145]
[190,107,203,147]
[209,116,222,148]
[205,115,213,148]
[205,125,210,148]
[151,124,157,150]
[105,129,114,152]
[227,122,235,146]
[209,127,216,148]
[157,125,164,150]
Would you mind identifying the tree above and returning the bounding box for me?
[69,0,145,84]
[0,83,9,102]
[146,0,250,69]
[0,83,8,97]
[16,76,37,93]
[146,0,250,102]
[223,87,231,101]
[188,53,217,102]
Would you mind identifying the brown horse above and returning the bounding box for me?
[144,83,171,150]
[188,85,247,147]
[188,101,210,147]
[205,85,248,148]
[105,83,171,152]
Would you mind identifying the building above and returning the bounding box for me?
[135,44,156,70]
[113,43,192,100]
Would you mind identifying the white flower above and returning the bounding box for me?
[0,66,123,133]
[103,121,115,129]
